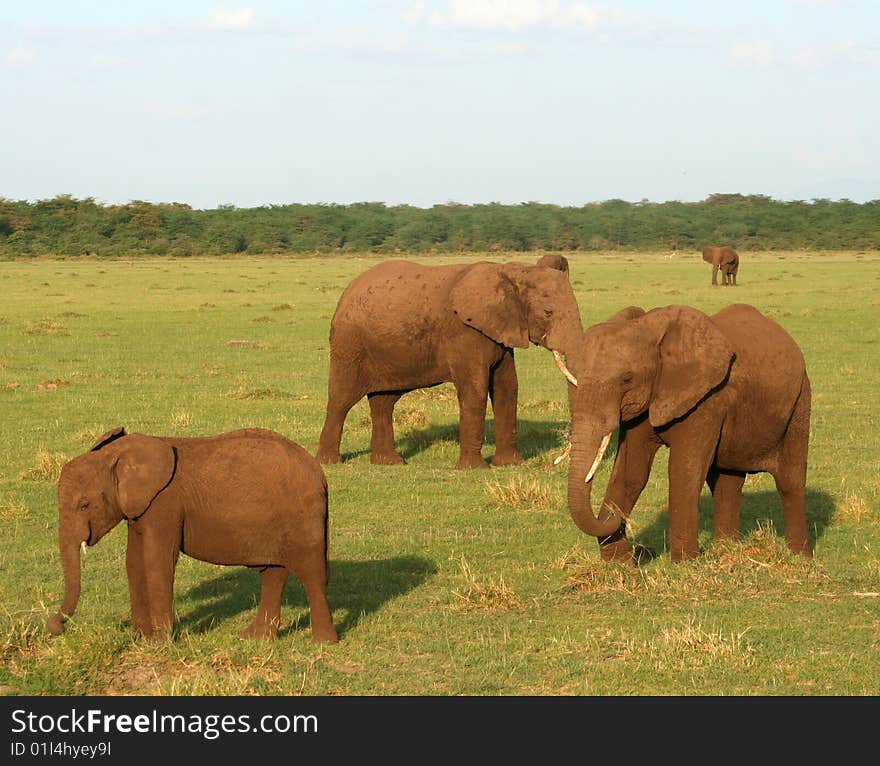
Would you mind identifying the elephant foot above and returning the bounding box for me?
[599,537,634,564]
[492,450,523,467]
[370,451,405,465]
[455,454,490,469]
[311,626,339,643]
[240,622,279,641]
[315,448,341,464]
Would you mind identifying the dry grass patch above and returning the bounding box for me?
[226,386,301,401]
[25,319,68,335]
[411,385,456,402]
[0,499,28,520]
[224,339,268,350]
[170,411,193,430]
[395,407,430,431]
[71,425,111,447]
[36,378,71,391]
[450,556,524,612]
[18,450,68,483]
[559,524,827,599]
[608,617,756,670]
[838,491,871,524]
[485,475,553,512]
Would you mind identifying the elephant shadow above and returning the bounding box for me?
[634,488,836,557]
[342,418,568,463]
[174,555,437,639]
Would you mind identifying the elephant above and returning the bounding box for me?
[47,427,338,643]
[555,303,811,563]
[536,253,570,274]
[702,245,739,286]
[315,255,581,469]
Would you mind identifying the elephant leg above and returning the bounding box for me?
[599,416,661,562]
[316,362,364,464]
[488,350,523,466]
[288,550,337,643]
[241,566,288,640]
[706,468,745,541]
[452,371,491,469]
[771,382,811,556]
[368,391,405,465]
[731,266,738,286]
[711,263,719,286]
[139,527,179,638]
[126,524,152,636]
[667,434,717,562]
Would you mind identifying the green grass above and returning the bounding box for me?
[1,250,878,696]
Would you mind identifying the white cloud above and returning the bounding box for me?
[731,41,777,67]
[431,0,617,33]
[207,6,256,31]
[4,45,37,68]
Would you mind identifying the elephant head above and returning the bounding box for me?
[450,260,583,364]
[47,428,176,635]
[560,305,735,539]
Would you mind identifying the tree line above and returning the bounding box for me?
[1,193,877,257]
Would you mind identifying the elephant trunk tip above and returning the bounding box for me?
[46,613,66,636]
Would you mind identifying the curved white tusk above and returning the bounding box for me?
[80,540,87,555]
[553,443,572,465]
[553,350,578,386]
[584,432,612,483]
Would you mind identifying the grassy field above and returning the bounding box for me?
[1,250,878,696]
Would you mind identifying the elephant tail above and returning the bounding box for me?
[322,477,331,586]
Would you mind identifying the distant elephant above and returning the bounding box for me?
[315,255,580,469]
[47,427,338,642]
[536,253,570,274]
[702,245,739,286]
[555,303,811,563]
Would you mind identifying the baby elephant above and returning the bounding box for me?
[47,427,338,643]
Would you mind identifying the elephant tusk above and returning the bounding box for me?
[553,350,578,386]
[80,541,87,556]
[584,432,612,483]
[553,443,571,465]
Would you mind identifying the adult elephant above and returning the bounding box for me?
[315,256,581,468]
[555,303,811,562]
[702,245,739,286]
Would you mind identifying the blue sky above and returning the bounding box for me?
[1,1,878,208]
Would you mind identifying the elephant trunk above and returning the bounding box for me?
[47,521,86,635]
[567,425,623,539]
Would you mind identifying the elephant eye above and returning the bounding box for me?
[621,371,634,384]
[78,500,90,512]
[543,307,554,317]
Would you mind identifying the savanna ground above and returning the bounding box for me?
[0,250,878,696]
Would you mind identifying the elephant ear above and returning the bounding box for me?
[648,307,735,427]
[110,434,176,520]
[90,427,126,451]
[451,263,529,348]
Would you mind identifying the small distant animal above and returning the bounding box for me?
[663,250,677,261]
[702,245,739,286]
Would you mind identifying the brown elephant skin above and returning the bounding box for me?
[561,303,811,563]
[316,255,581,469]
[47,427,338,642]
[702,245,740,286]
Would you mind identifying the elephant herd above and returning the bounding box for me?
[48,247,810,644]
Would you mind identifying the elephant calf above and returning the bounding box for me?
[47,427,338,643]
